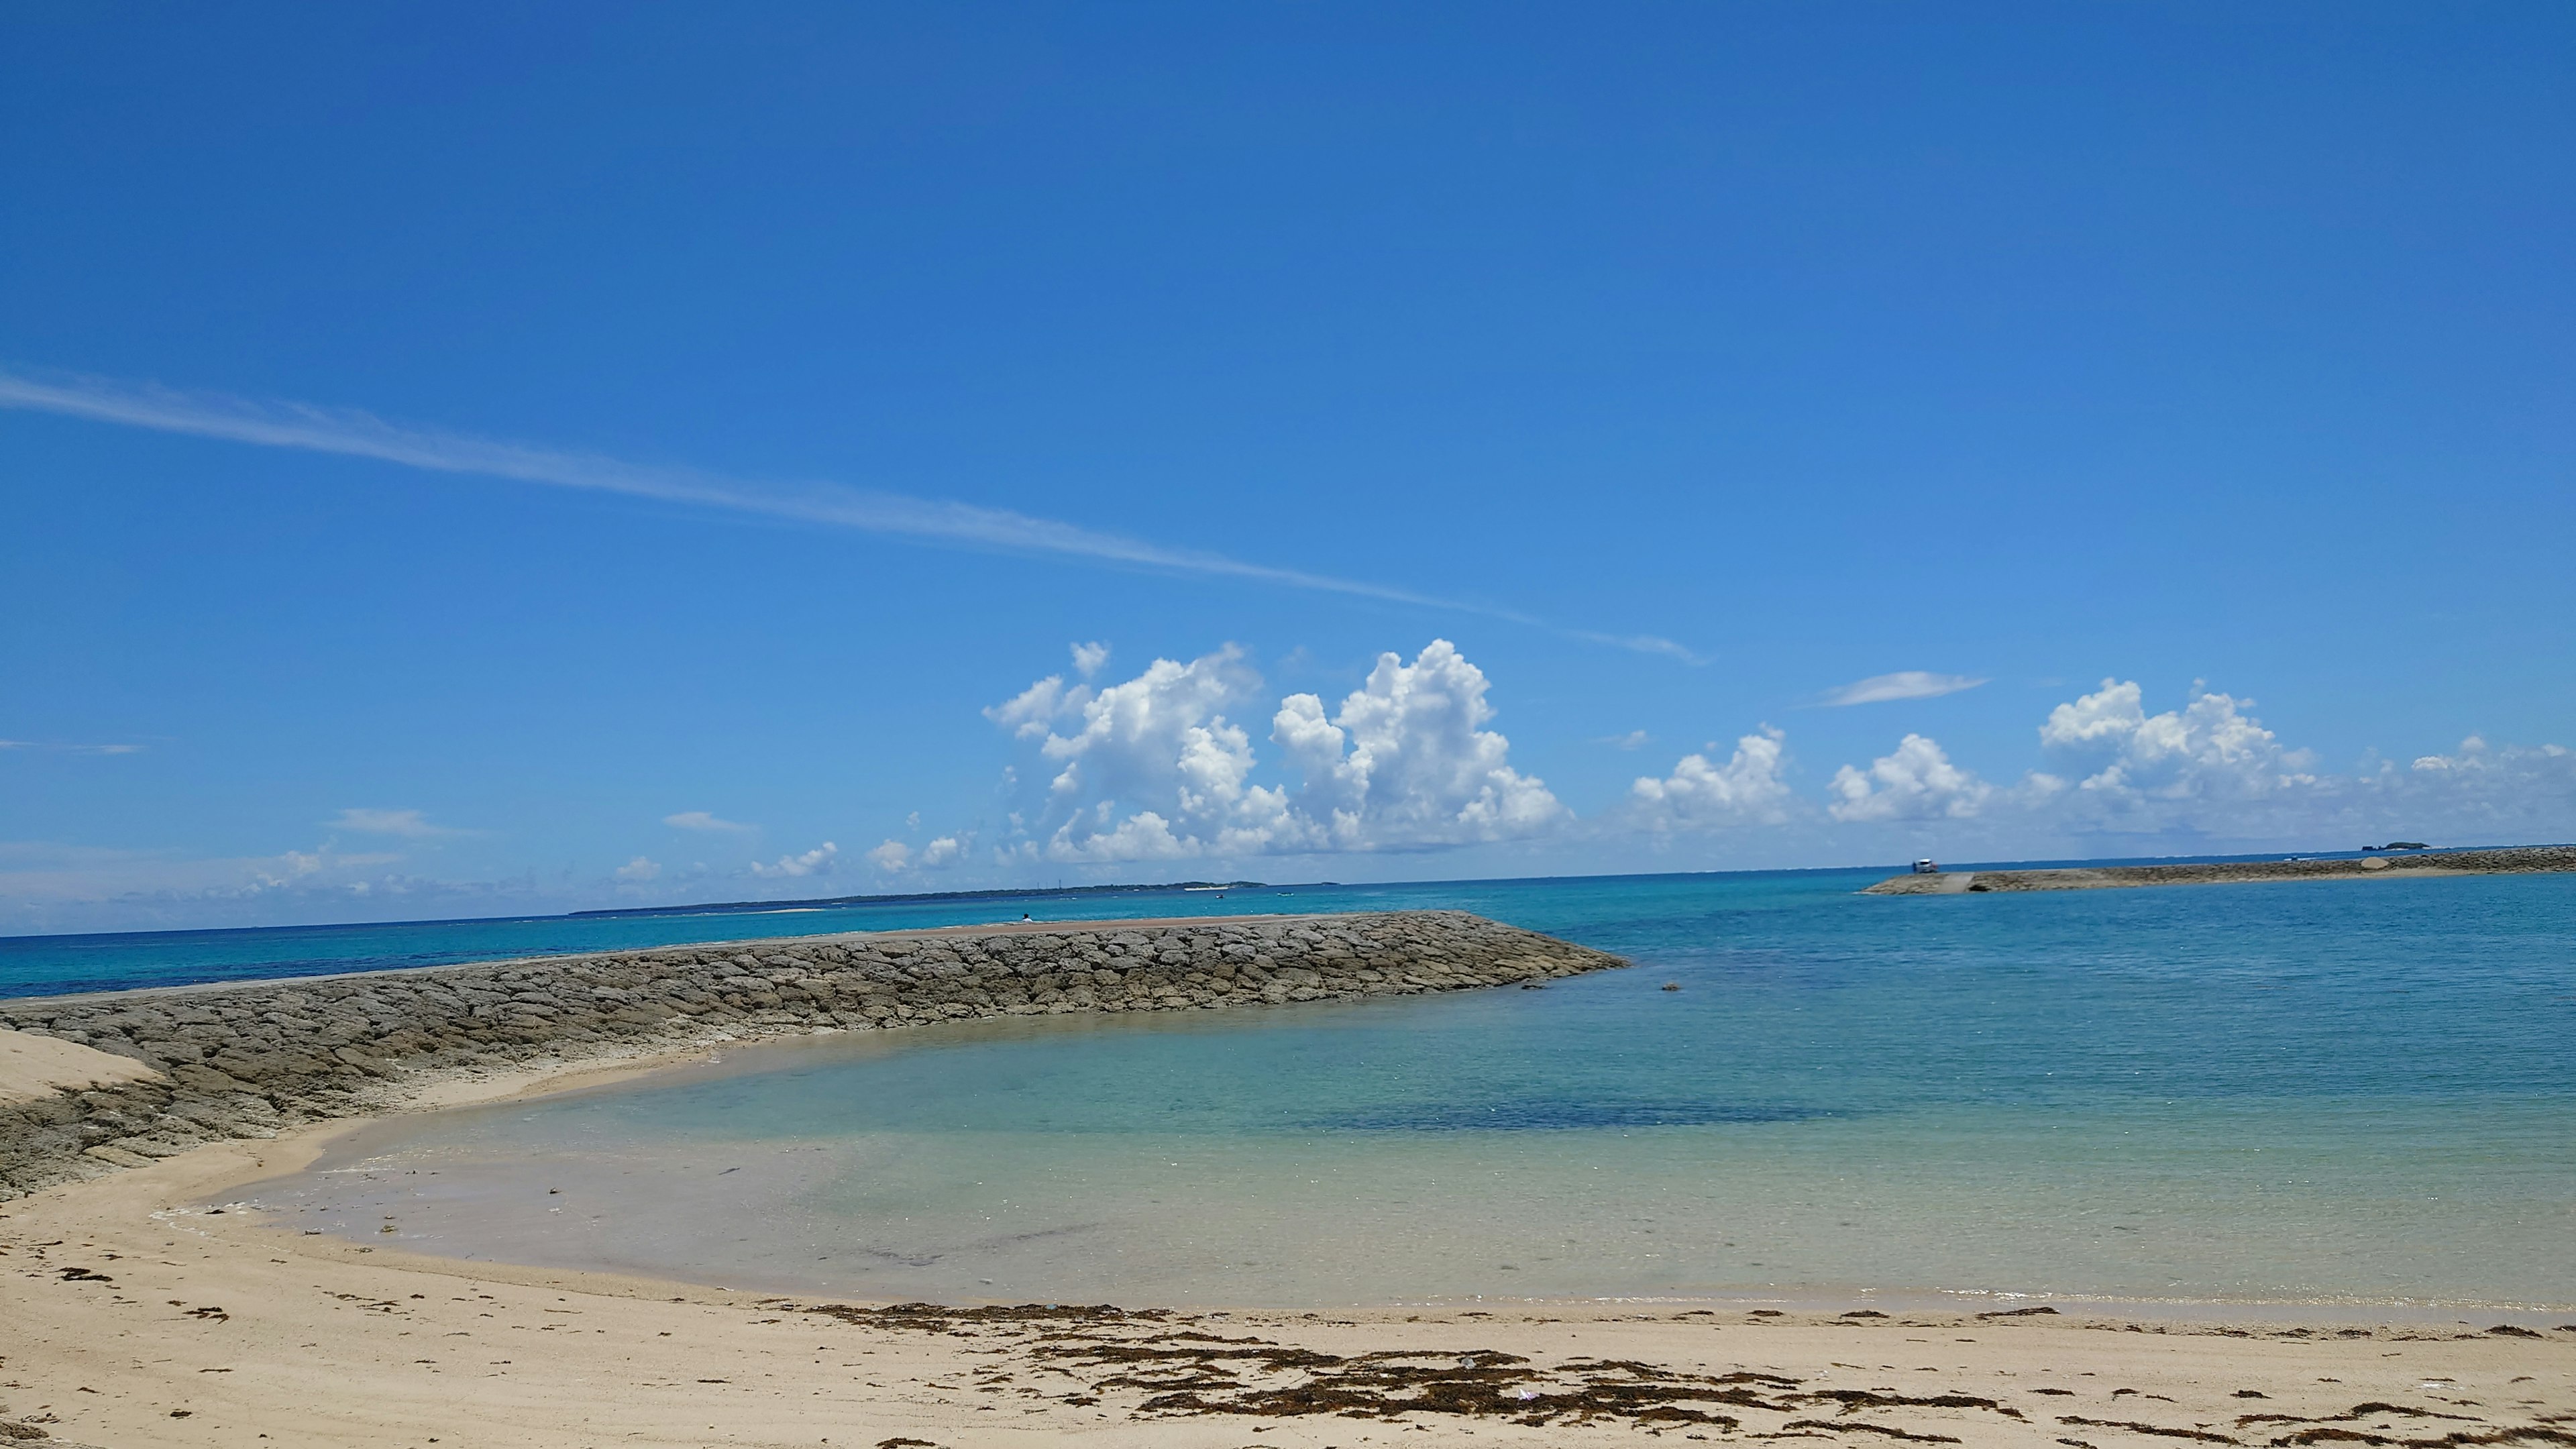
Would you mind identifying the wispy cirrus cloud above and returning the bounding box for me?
[1817,671,1989,707]
[0,366,1693,662]
[0,739,146,755]
[663,810,756,833]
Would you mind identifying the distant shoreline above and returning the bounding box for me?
[1864,843,2576,894]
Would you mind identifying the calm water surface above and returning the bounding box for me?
[231,869,2576,1310]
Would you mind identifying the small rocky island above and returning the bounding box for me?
[0,910,1623,1200]
[1865,843,2576,895]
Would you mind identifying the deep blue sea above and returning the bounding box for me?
[144,865,2576,1312]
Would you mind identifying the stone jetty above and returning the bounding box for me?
[1863,843,2576,895]
[0,910,1623,1200]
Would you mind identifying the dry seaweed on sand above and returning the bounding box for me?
[796,1299,1172,1334]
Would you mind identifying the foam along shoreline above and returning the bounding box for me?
[1864,843,2576,895]
[0,910,1624,1202]
[3,1106,2572,1449]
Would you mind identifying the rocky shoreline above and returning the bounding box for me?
[0,910,1624,1201]
[1863,843,2576,895]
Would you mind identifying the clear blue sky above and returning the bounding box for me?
[5,3,2572,931]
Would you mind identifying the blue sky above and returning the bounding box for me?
[5,3,2573,932]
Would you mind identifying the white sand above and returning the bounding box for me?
[3,1056,2571,1448]
[0,1028,164,1105]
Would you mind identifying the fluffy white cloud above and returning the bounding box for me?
[0,841,428,933]
[1272,639,1565,851]
[2363,737,2576,841]
[749,841,837,877]
[1827,734,1997,822]
[1819,671,1988,706]
[867,835,968,872]
[1795,683,2576,849]
[984,676,1073,741]
[614,855,661,881]
[1071,641,1110,678]
[664,810,755,833]
[995,643,1298,862]
[1631,728,1795,829]
[986,639,1560,862]
[329,808,465,838]
[1818,680,2310,832]
[2039,679,2315,815]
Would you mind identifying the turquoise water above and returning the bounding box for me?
[3,884,1379,998]
[241,868,2576,1311]
[0,853,2371,999]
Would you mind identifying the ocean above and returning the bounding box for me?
[19,867,2576,1311]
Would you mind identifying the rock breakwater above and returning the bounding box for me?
[0,910,1622,1200]
[1863,843,2576,895]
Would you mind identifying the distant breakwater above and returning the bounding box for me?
[1863,844,2576,895]
[0,911,1624,1201]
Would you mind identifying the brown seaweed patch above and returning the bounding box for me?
[1810,1389,2022,1419]
[1780,1420,1962,1442]
[1061,1344,1790,1427]
[797,1301,1172,1334]
[2059,1415,2239,1443]
[2263,1430,2576,1448]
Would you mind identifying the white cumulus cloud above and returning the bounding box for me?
[1002,643,1298,862]
[1272,639,1565,851]
[614,856,661,881]
[868,835,968,872]
[2357,737,2576,842]
[749,841,837,877]
[1630,728,1795,829]
[987,639,1560,862]
[2039,679,2316,814]
[1071,641,1110,678]
[1827,734,1997,822]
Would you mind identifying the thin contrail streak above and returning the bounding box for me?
[0,368,1700,662]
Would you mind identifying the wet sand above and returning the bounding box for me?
[3,1053,2572,1448]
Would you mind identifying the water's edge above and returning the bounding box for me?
[0,910,1621,1200]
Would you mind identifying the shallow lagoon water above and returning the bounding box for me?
[244,869,2576,1309]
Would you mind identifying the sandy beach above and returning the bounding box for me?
[4,1046,2573,1449]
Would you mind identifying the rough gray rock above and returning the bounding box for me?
[1862,843,2576,895]
[0,910,1623,1200]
